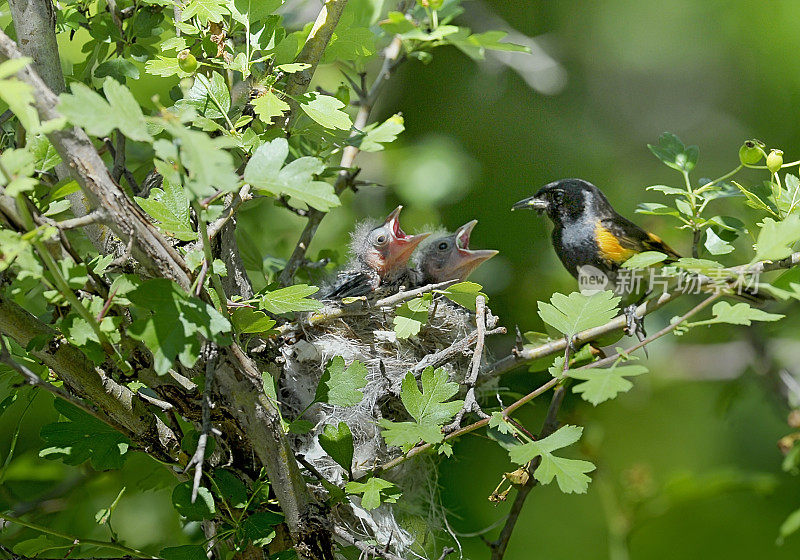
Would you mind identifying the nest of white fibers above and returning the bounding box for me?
[278,292,498,558]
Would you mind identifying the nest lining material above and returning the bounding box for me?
[279,296,493,557]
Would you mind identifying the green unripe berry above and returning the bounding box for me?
[739,140,763,165]
[177,49,198,74]
[767,149,784,173]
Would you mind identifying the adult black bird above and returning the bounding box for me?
[320,206,430,300]
[512,178,681,337]
[413,220,499,285]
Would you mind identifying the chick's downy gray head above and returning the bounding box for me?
[415,220,498,284]
[350,206,430,278]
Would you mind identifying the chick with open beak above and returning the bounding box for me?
[413,220,498,285]
[320,206,431,300]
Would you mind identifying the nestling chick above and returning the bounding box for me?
[321,206,430,299]
[413,220,498,285]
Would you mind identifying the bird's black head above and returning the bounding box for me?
[512,178,612,226]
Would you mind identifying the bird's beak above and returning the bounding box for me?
[444,220,499,280]
[384,205,431,269]
[512,196,548,212]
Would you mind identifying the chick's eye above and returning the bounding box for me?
[374,234,388,245]
[438,242,449,251]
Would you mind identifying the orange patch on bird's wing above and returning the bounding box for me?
[594,221,638,264]
[646,232,681,259]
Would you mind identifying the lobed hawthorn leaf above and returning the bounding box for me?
[344,477,400,510]
[251,90,289,125]
[244,138,340,212]
[314,356,367,407]
[751,215,800,263]
[134,174,196,241]
[0,148,36,197]
[689,301,784,327]
[126,279,231,374]
[231,307,277,334]
[393,292,432,338]
[0,58,44,132]
[508,425,596,494]
[321,11,377,64]
[39,400,130,471]
[379,367,463,452]
[355,113,404,152]
[58,78,151,142]
[145,56,193,78]
[538,290,620,339]
[173,73,231,120]
[299,92,352,130]
[568,363,648,406]
[181,0,228,24]
[437,281,487,311]
[260,284,323,314]
[230,0,283,25]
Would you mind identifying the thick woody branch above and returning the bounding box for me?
[0,292,179,462]
[8,0,64,93]
[0,31,192,289]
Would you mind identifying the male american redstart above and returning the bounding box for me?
[512,178,682,338]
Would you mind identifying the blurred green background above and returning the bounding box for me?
[4,1,800,559]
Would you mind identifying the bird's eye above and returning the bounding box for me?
[374,234,388,245]
[553,191,565,203]
[438,241,449,251]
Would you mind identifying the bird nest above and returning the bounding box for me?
[278,288,500,557]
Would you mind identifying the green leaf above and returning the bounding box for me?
[231,0,283,24]
[379,11,417,34]
[39,400,130,471]
[321,20,376,64]
[450,29,530,60]
[172,481,216,520]
[568,363,648,406]
[393,293,432,338]
[0,58,43,132]
[231,307,277,334]
[145,56,193,78]
[779,507,800,544]
[621,251,668,269]
[251,90,290,125]
[161,545,209,560]
[182,0,228,23]
[28,134,61,171]
[0,148,36,196]
[537,291,620,338]
[242,511,284,546]
[260,284,323,314]
[344,477,400,510]
[379,367,463,452]
[213,469,248,508]
[244,138,340,211]
[59,79,151,141]
[357,114,404,152]
[647,132,698,172]
[704,227,734,255]
[174,73,231,120]
[299,92,352,130]
[319,422,354,473]
[94,58,140,82]
[126,279,231,374]
[752,215,800,263]
[134,175,196,241]
[733,180,776,215]
[636,202,681,217]
[688,301,784,327]
[508,425,595,494]
[314,356,367,407]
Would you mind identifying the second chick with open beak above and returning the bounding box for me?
[414,220,498,285]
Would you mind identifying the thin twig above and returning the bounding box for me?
[204,185,251,242]
[332,525,404,560]
[185,345,217,503]
[50,210,104,230]
[446,295,489,432]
